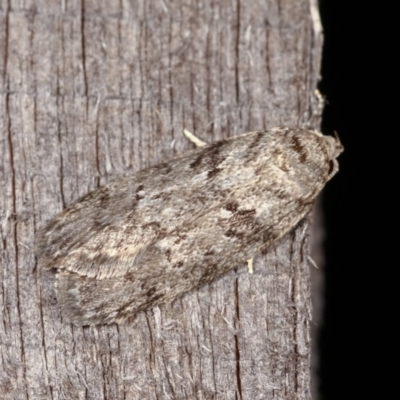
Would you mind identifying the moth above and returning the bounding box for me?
[35,127,342,325]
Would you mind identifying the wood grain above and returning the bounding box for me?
[0,1,323,398]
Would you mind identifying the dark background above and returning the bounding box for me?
[319,1,369,399]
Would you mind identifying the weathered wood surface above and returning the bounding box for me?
[0,1,323,398]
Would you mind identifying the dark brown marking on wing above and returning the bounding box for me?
[247,131,265,150]
[225,202,239,213]
[207,167,222,178]
[291,135,308,163]
[173,261,184,269]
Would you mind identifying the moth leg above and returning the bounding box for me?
[183,129,207,147]
[247,258,254,274]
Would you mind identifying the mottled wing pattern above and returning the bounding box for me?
[36,127,343,325]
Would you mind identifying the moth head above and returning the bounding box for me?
[323,132,344,178]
